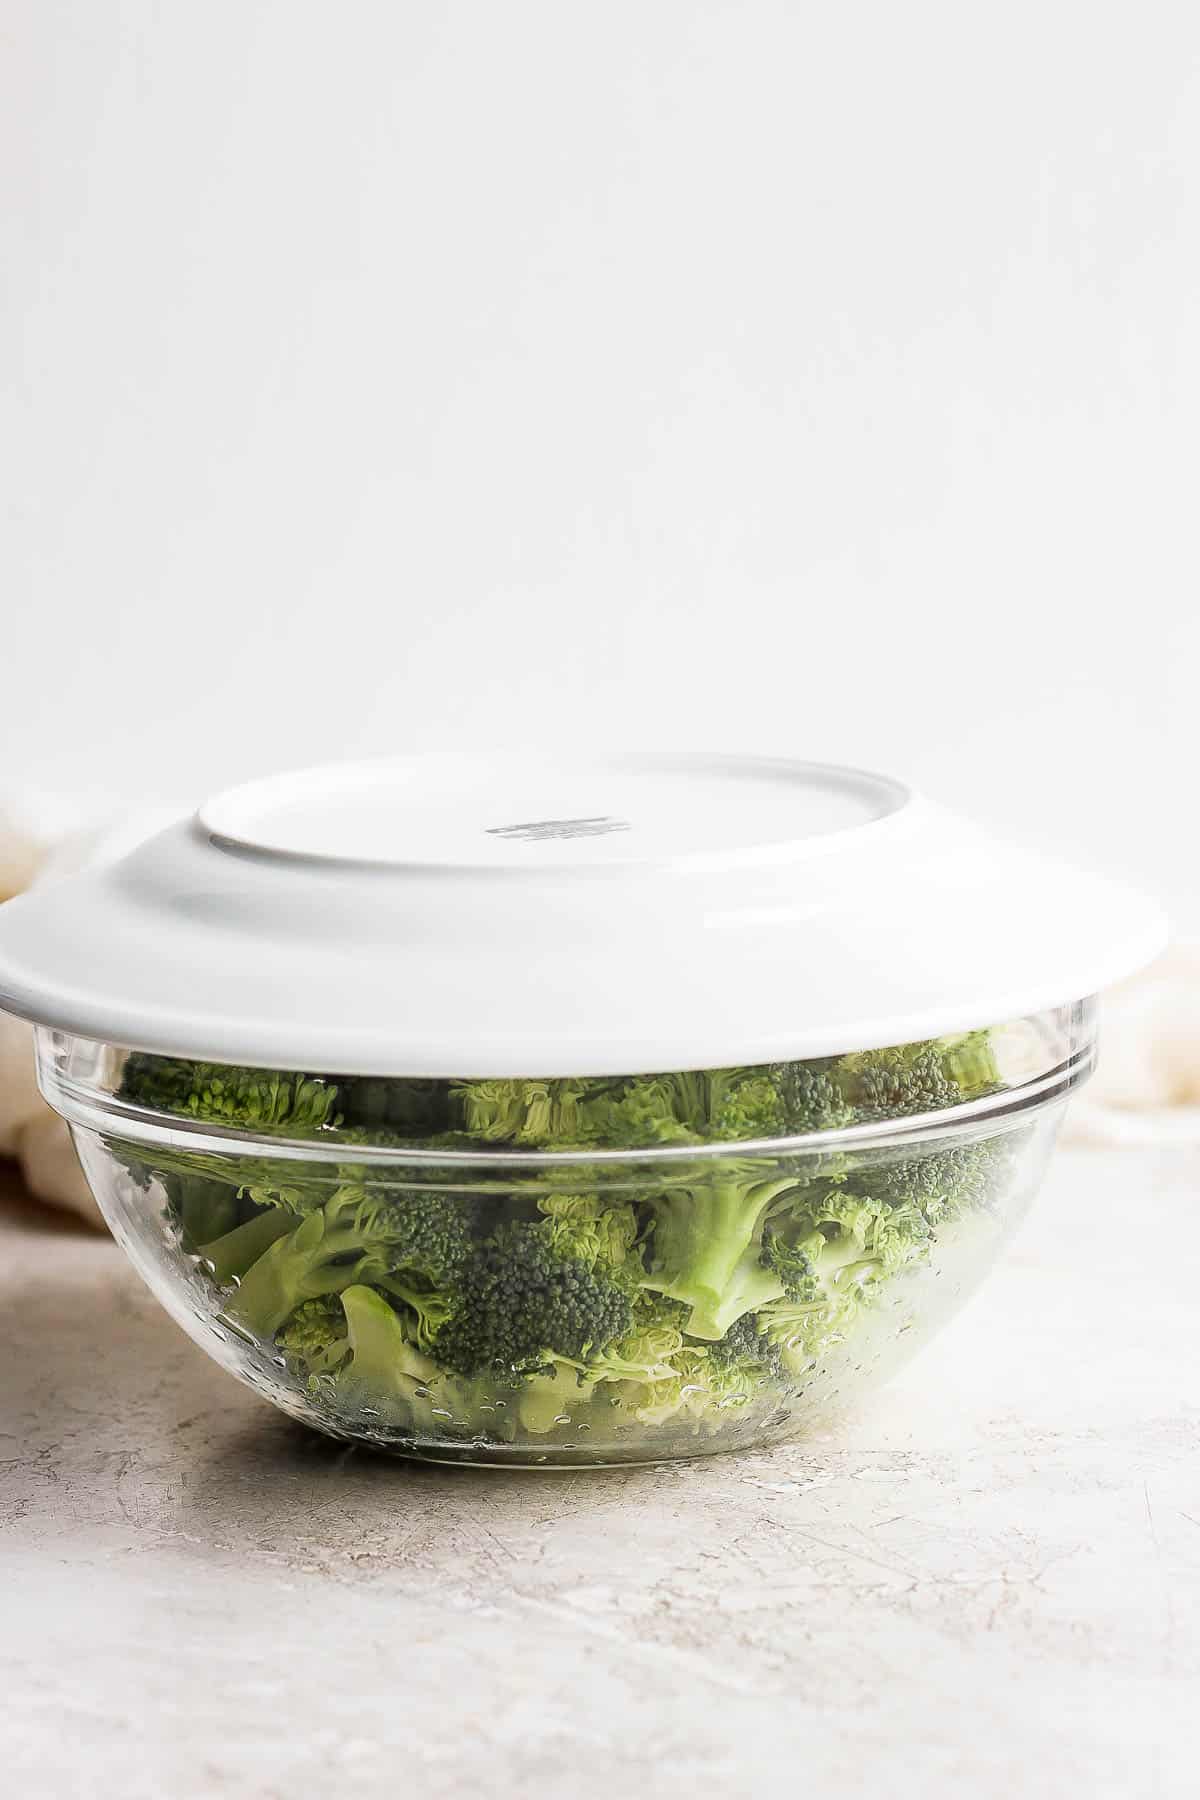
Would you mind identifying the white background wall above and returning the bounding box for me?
[3,3,1197,921]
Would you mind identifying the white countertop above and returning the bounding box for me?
[1,1147,1197,1799]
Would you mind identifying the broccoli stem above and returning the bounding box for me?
[198,1206,296,1284]
[221,1209,380,1339]
[337,1286,440,1420]
[175,1176,241,1250]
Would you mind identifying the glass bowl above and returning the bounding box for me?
[37,1004,1095,1467]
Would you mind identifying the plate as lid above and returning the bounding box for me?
[0,751,1167,1076]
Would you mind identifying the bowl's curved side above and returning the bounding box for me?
[71,1103,1064,1468]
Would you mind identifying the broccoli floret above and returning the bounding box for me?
[120,1054,342,1134]
[535,1192,640,1273]
[611,1335,787,1431]
[221,1199,385,1340]
[756,1186,933,1368]
[450,1036,999,1155]
[276,1295,350,1381]
[834,1044,960,1121]
[771,1061,856,1133]
[760,1227,824,1303]
[368,1187,475,1283]
[612,1348,713,1427]
[433,1220,632,1376]
[118,1027,1003,1167]
[709,1311,786,1381]
[451,1078,610,1146]
[278,1288,505,1440]
[832,1030,1000,1123]
[590,1070,784,1146]
[852,1135,1014,1225]
[581,1075,707,1147]
[221,1185,474,1341]
[198,1205,297,1283]
[639,1174,799,1340]
[371,1187,480,1346]
[452,1067,787,1150]
[333,1286,440,1413]
[516,1317,688,1434]
[517,1307,792,1436]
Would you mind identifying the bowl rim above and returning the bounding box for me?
[41,1039,1094,1172]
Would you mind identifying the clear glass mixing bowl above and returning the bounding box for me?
[36,1003,1095,1467]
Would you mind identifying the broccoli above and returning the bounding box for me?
[198,1205,297,1283]
[515,1320,688,1434]
[851,1134,1015,1225]
[116,1021,1017,1452]
[432,1219,633,1376]
[119,1028,999,1156]
[770,1061,855,1133]
[754,1185,935,1369]
[333,1286,441,1414]
[451,1078,610,1147]
[832,1030,1000,1123]
[171,1172,242,1249]
[447,1040,997,1153]
[514,1302,791,1436]
[584,1070,785,1146]
[221,1185,474,1341]
[709,1311,786,1379]
[120,1053,342,1133]
[276,1295,350,1381]
[638,1172,799,1340]
[280,1287,459,1435]
[535,1192,641,1272]
[451,1066,790,1150]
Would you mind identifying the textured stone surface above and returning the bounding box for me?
[1,1149,1197,1798]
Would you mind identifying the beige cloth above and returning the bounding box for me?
[1062,942,1200,1144]
[0,811,105,1226]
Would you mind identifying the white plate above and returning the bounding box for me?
[0,751,1166,1075]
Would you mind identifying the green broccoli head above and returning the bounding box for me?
[832,1031,1000,1124]
[754,1182,935,1369]
[852,1133,1015,1225]
[770,1061,856,1133]
[120,1026,1003,1163]
[276,1295,350,1381]
[120,1053,342,1133]
[708,1311,787,1382]
[432,1220,633,1376]
[535,1192,640,1273]
[448,1033,999,1154]
[450,1078,607,1147]
[586,1070,785,1147]
[834,1045,961,1122]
